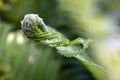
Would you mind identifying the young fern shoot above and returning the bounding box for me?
[21,14,91,57]
[21,14,109,74]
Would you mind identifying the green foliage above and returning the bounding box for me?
[0,23,61,80]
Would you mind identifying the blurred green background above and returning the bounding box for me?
[0,0,120,80]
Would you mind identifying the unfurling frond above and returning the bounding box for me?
[21,14,107,73]
[21,14,91,57]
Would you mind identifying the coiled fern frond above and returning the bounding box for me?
[21,14,91,57]
[21,14,108,75]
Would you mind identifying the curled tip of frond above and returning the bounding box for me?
[21,14,48,40]
[21,14,46,33]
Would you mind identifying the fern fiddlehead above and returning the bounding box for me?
[21,14,91,57]
[21,14,109,75]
